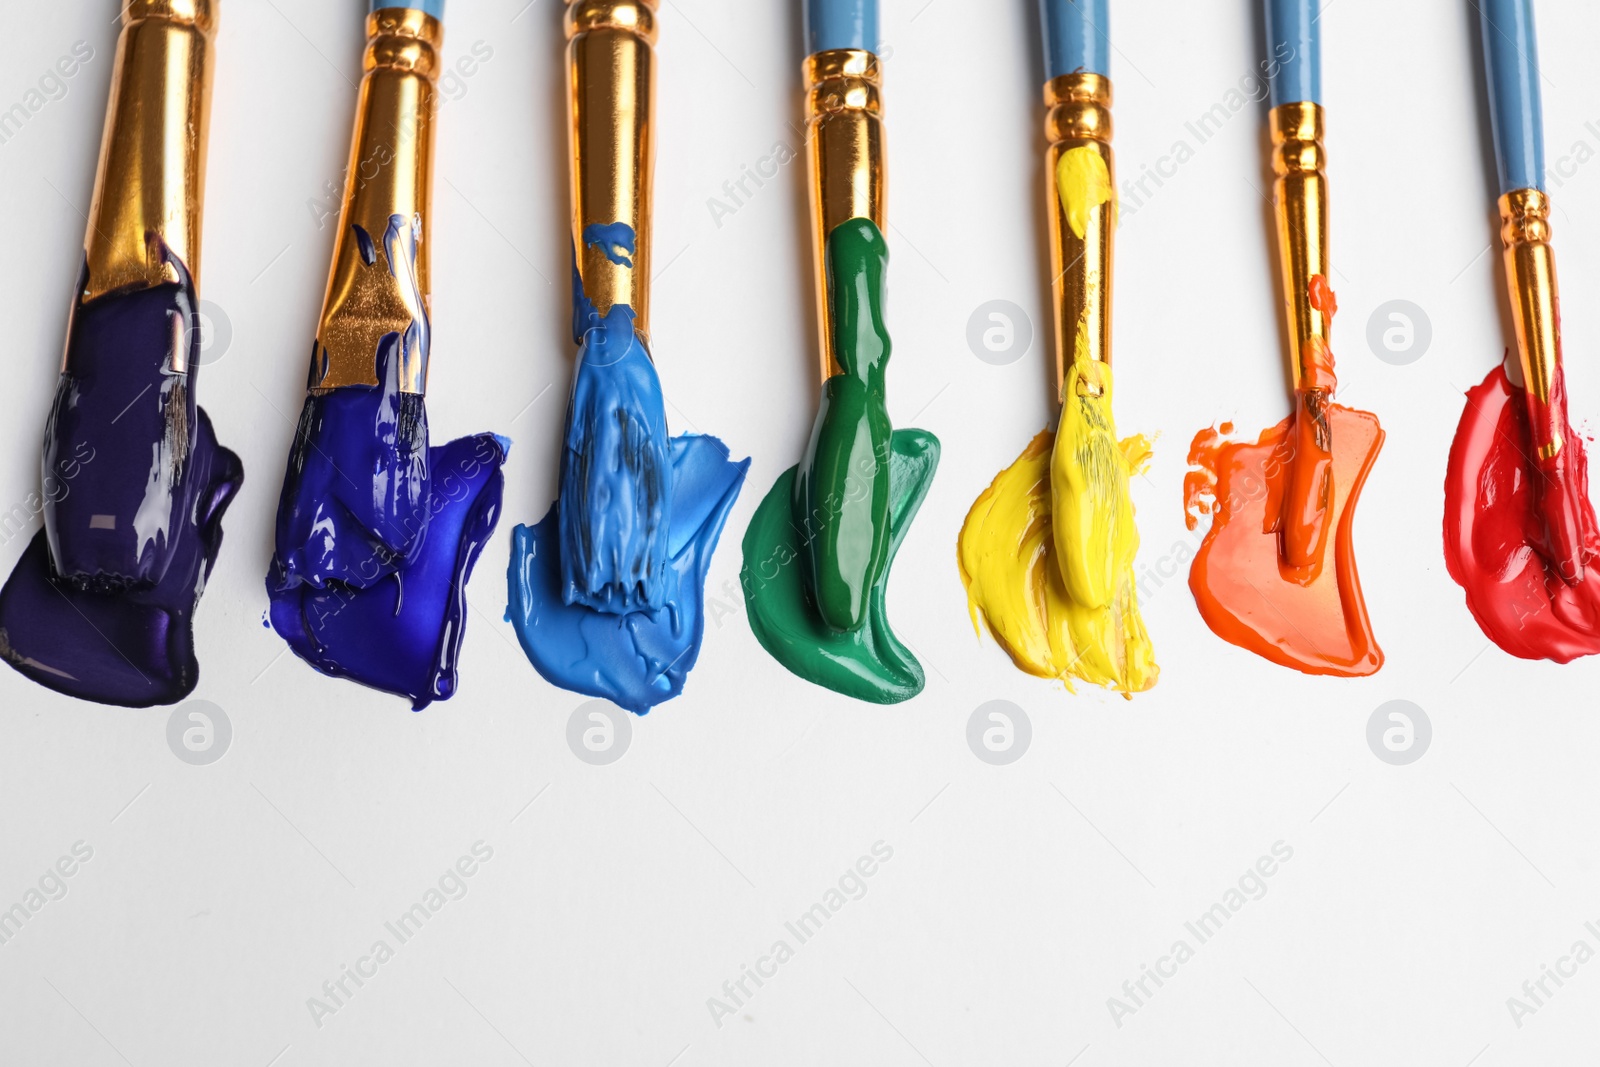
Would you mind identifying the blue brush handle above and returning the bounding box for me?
[1264,0,1319,106]
[1038,0,1109,80]
[372,0,445,17]
[1479,0,1544,193]
[805,0,879,54]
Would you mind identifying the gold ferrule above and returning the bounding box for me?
[313,8,441,393]
[82,0,217,305]
[568,0,658,338]
[805,48,885,382]
[1499,189,1562,431]
[1269,102,1331,392]
[1044,73,1114,399]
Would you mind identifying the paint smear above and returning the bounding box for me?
[508,229,745,713]
[268,221,507,709]
[742,429,939,704]
[958,421,1157,696]
[507,435,749,714]
[1444,363,1600,661]
[1183,406,1384,676]
[560,225,672,616]
[0,256,242,707]
[1056,145,1114,240]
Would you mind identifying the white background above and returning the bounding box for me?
[3,1,1599,1064]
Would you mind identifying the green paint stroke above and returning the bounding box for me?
[741,217,941,704]
[742,430,939,703]
[795,217,895,632]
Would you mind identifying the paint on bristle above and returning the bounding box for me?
[1279,274,1339,572]
[1,249,242,706]
[1444,363,1600,661]
[1051,359,1136,611]
[793,218,896,634]
[558,224,673,616]
[958,423,1157,696]
[508,436,749,715]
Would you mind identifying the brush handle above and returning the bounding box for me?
[567,0,657,336]
[83,0,216,308]
[1479,0,1544,194]
[312,6,441,393]
[1264,0,1319,107]
[373,0,445,15]
[804,0,878,55]
[1038,0,1108,80]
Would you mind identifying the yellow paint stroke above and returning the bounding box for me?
[1056,145,1114,240]
[1052,359,1134,610]
[957,370,1157,696]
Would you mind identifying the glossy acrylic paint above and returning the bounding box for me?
[267,214,508,710]
[958,382,1156,695]
[0,256,242,706]
[508,436,748,714]
[744,429,938,704]
[507,234,746,713]
[1444,363,1600,661]
[559,224,672,616]
[1183,405,1384,676]
[741,218,940,703]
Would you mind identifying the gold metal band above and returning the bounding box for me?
[568,0,658,337]
[1044,72,1114,398]
[82,0,217,304]
[312,8,441,393]
[1269,102,1330,391]
[1499,188,1563,457]
[804,48,885,382]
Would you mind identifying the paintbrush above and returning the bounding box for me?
[1038,0,1136,613]
[45,0,221,593]
[272,1,442,595]
[1477,0,1585,583]
[792,0,894,634]
[1263,0,1339,573]
[558,0,673,616]
[266,2,511,709]
[736,0,939,703]
[0,0,243,707]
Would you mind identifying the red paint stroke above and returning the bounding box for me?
[1184,405,1385,677]
[1444,363,1600,661]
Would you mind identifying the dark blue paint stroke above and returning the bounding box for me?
[267,210,506,709]
[0,256,242,707]
[508,434,748,715]
[582,222,636,268]
[559,232,671,615]
[268,431,507,711]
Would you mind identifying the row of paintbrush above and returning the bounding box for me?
[1,0,1594,720]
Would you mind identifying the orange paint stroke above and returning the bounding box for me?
[1183,406,1385,676]
[1280,275,1341,570]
